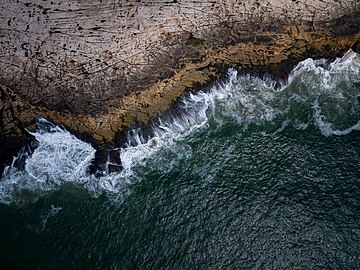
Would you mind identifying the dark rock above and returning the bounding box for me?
[0,0,359,176]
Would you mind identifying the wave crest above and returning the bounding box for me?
[1,50,360,202]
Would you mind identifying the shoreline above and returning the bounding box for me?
[1,0,360,174]
[2,45,359,175]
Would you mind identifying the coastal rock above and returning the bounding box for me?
[0,0,359,171]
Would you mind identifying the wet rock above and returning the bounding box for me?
[353,39,360,54]
[0,84,35,173]
[0,0,359,175]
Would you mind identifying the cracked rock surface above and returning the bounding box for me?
[0,0,359,171]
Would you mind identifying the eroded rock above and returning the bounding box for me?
[0,0,359,172]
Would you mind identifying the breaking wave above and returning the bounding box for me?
[1,50,360,203]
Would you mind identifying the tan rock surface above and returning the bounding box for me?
[0,0,359,163]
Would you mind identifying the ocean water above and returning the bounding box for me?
[1,50,360,269]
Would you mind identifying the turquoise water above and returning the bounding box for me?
[1,50,360,269]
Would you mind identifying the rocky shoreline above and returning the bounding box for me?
[1,0,359,174]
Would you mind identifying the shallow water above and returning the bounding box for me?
[1,50,360,269]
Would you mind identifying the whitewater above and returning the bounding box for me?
[1,49,360,203]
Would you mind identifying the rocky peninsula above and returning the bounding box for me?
[0,0,359,172]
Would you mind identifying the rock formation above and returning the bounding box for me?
[0,0,359,172]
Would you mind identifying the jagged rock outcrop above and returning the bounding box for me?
[1,0,359,171]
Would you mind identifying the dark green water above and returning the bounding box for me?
[1,51,360,269]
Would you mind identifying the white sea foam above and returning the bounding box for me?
[0,119,96,203]
[1,50,359,201]
[286,49,360,136]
